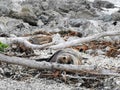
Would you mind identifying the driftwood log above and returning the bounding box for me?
[0,53,94,71]
[0,35,54,49]
[49,30,120,49]
[0,53,120,76]
[0,30,120,50]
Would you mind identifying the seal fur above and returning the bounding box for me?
[47,48,82,65]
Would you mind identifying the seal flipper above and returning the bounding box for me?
[47,50,63,62]
[35,58,49,62]
[35,50,62,62]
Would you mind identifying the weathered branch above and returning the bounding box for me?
[0,53,95,71]
[0,31,120,50]
[0,37,54,49]
[49,30,120,49]
[0,53,120,76]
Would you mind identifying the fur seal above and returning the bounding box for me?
[36,48,82,65]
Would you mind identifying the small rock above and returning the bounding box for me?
[52,33,65,44]
[98,15,112,22]
[9,7,38,26]
[39,15,49,25]
[96,49,105,55]
[37,20,44,27]
[69,19,86,27]
[111,12,120,21]
[93,1,115,9]
[86,49,95,55]
[105,46,111,51]
[41,2,49,10]
[0,5,10,16]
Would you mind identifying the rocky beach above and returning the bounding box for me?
[0,0,120,90]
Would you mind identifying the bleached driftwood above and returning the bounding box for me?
[49,30,120,49]
[0,36,54,49]
[0,53,120,76]
[0,53,95,71]
[0,30,120,50]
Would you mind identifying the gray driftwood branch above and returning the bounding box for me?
[49,30,120,49]
[0,53,120,76]
[0,53,94,71]
[0,31,120,50]
[0,37,54,49]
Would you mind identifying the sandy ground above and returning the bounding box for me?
[0,78,74,90]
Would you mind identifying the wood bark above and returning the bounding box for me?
[0,30,120,49]
[0,36,54,49]
[0,53,120,76]
[49,30,120,49]
[0,53,95,71]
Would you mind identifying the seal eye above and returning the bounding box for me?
[57,56,67,64]
[62,56,66,60]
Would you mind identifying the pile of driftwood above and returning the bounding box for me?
[0,30,120,82]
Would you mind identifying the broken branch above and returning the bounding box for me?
[0,36,54,49]
[49,30,120,49]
